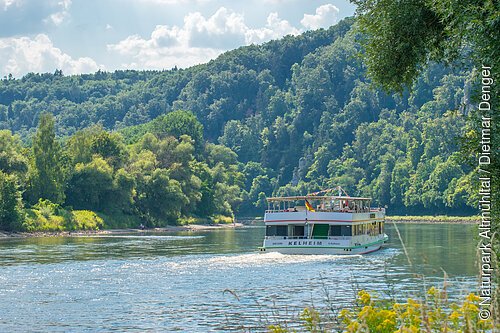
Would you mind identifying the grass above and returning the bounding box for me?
[23,208,66,232]
[21,200,236,232]
[94,210,141,229]
[211,214,234,224]
[70,210,104,230]
[21,199,139,232]
[23,206,106,232]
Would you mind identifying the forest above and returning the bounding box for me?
[0,17,481,231]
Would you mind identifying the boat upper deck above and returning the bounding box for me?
[265,195,379,214]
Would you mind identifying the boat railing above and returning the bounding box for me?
[265,209,300,213]
[264,236,351,240]
[265,207,383,214]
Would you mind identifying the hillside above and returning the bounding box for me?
[0,18,478,231]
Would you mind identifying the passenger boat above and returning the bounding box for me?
[259,187,388,255]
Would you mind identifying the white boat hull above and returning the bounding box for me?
[260,234,388,255]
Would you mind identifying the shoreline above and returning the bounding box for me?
[0,223,244,238]
[0,216,479,238]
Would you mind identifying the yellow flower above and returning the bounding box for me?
[449,311,461,321]
[358,290,372,305]
[465,293,479,302]
[427,287,437,297]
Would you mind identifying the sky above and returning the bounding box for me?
[0,0,356,77]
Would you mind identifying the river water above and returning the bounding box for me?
[0,223,478,332]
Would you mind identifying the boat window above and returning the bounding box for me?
[266,225,288,236]
[312,224,329,239]
[329,225,341,236]
[293,225,305,237]
[341,225,352,236]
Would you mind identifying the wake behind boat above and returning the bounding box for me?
[259,187,388,255]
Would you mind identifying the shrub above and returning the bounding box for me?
[23,208,65,232]
[22,200,104,232]
[212,214,234,224]
[70,210,104,230]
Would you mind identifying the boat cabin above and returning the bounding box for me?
[260,190,388,254]
[264,195,385,240]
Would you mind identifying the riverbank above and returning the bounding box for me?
[0,222,244,238]
[386,215,479,224]
[0,215,479,238]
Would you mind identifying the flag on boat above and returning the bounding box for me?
[305,200,315,212]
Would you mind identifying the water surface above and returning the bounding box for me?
[0,223,478,332]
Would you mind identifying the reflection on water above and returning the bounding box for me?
[0,223,478,332]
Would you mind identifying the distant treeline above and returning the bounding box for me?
[0,18,480,231]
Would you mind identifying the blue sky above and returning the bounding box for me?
[0,0,356,77]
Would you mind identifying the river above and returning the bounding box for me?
[0,223,478,332]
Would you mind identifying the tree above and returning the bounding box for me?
[136,169,188,225]
[192,162,215,217]
[152,110,204,153]
[26,113,65,205]
[65,156,114,211]
[90,131,127,169]
[205,143,238,167]
[352,0,499,92]
[0,171,23,231]
[0,130,28,176]
[111,168,136,212]
[66,125,127,168]
[249,175,273,207]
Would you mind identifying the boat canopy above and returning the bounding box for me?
[265,187,377,213]
[265,190,375,213]
[266,195,372,202]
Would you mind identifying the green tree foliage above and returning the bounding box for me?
[0,171,23,231]
[136,169,188,225]
[26,113,65,205]
[66,125,128,168]
[352,0,499,92]
[218,119,262,163]
[0,130,28,176]
[152,110,204,152]
[65,156,114,211]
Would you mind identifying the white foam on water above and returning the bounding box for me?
[167,251,357,272]
[82,235,205,240]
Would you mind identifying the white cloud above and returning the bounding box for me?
[47,0,72,26]
[108,27,222,70]
[2,0,20,10]
[0,34,101,77]
[0,0,72,36]
[108,7,300,70]
[246,12,299,44]
[300,4,339,30]
[0,0,71,38]
[184,7,247,49]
